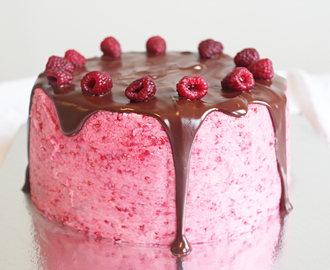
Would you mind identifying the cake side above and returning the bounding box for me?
[30,87,282,245]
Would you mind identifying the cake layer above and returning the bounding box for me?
[30,88,282,245]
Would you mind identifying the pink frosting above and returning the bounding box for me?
[29,88,285,246]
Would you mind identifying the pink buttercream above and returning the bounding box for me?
[29,87,286,246]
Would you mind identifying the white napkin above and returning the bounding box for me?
[0,77,36,167]
[285,70,330,145]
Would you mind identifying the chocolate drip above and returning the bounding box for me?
[25,52,292,257]
[22,165,30,193]
[176,257,186,270]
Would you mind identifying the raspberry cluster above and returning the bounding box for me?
[234,48,274,80]
[222,47,275,91]
[43,36,276,98]
[45,49,86,87]
[45,56,74,87]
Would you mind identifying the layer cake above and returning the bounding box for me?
[25,44,291,257]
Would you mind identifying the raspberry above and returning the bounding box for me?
[176,75,208,99]
[234,48,260,68]
[64,49,86,67]
[221,67,255,91]
[248,58,274,80]
[146,36,166,54]
[46,56,75,74]
[125,76,157,102]
[198,39,223,59]
[45,70,73,87]
[100,37,122,58]
[81,71,113,95]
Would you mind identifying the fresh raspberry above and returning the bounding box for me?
[81,71,113,95]
[176,75,208,99]
[45,70,73,87]
[234,48,260,68]
[64,49,86,67]
[248,58,274,80]
[45,56,75,74]
[100,37,122,58]
[221,67,255,91]
[146,36,166,54]
[125,76,157,102]
[198,39,223,59]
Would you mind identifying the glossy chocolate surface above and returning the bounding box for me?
[26,52,291,256]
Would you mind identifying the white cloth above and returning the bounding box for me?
[286,70,330,145]
[0,71,329,168]
[0,77,37,167]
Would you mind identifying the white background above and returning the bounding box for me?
[1,0,330,82]
[0,0,330,167]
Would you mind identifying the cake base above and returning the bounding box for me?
[30,200,283,270]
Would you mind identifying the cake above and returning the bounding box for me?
[24,36,292,257]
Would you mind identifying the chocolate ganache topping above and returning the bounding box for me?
[25,51,292,257]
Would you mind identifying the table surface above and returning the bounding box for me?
[0,114,330,270]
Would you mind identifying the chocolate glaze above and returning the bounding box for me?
[25,52,292,257]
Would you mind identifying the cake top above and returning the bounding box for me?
[36,50,286,136]
[29,36,291,257]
